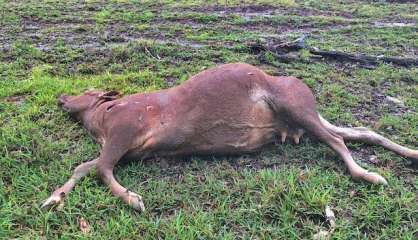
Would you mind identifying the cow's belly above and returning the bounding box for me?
[196,123,277,154]
[156,100,277,156]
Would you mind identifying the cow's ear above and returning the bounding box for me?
[99,91,121,101]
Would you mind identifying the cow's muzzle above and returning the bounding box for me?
[58,94,71,112]
[58,94,68,106]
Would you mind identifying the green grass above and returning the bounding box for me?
[0,0,417,239]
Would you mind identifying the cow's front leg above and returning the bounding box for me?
[96,135,145,211]
[97,165,145,212]
[42,158,98,209]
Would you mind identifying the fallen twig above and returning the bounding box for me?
[249,35,418,68]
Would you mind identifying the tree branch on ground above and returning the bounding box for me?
[249,35,418,68]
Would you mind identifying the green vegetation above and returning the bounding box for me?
[0,0,417,239]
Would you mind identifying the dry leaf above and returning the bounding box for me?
[78,217,91,234]
[313,205,336,240]
[325,205,336,229]
[298,168,309,182]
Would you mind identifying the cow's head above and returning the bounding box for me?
[58,90,121,120]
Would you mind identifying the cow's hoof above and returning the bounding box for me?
[41,191,65,209]
[362,171,388,185]
[126,191,145,212]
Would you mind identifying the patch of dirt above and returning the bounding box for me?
[187,4,353,19]
[352,81,414,125]
[373,21,416,27]
[1,13,212,56]
[325,62,415,126]
[186,4,276,13]
[386,0,418,2]
[4,94,26,106]
[351,145,381,165]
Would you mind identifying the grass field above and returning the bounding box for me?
[0,0,417,239]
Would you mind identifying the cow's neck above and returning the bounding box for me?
[80,109,104,145]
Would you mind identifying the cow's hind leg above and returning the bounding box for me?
[96,141,145,212]
[292,112,387,185]
[318,115,418,162]
[42,158,98,208]
[267,77,387,184]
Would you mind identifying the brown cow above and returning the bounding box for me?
[42,63,418,211]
